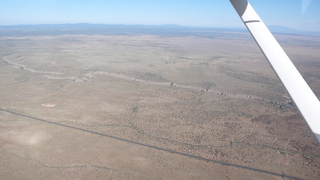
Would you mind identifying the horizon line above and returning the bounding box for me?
[0,23,319,33]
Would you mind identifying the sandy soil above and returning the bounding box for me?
[0,33,320,179]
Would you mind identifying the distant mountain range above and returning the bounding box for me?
[268,25,320,36]
[0,23,319,37]
[0,23,247,37]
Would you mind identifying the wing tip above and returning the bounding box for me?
[230,0,248,17]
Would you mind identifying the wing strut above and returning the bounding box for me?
[230,0,320,144]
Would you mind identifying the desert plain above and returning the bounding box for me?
[0,26,320,179]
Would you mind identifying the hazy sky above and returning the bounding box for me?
[0,0,319,31]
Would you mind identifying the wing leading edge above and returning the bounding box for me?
[229,0,320,144]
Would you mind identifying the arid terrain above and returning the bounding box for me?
[1,26,320,179]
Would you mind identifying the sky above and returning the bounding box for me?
[0,0,319,31]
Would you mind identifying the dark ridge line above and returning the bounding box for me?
[0,109,305,180]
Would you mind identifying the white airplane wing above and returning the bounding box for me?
[229,0,320,144]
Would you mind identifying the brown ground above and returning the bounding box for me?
[0,32,320,179]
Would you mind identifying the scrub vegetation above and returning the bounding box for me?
[1,25,320,179]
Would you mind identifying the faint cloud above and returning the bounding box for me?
[308,20,319,23]
[302,0,313,14]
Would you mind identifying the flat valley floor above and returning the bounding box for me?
[1,31,320,179]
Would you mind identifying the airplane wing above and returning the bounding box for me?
[229,0,320,144]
